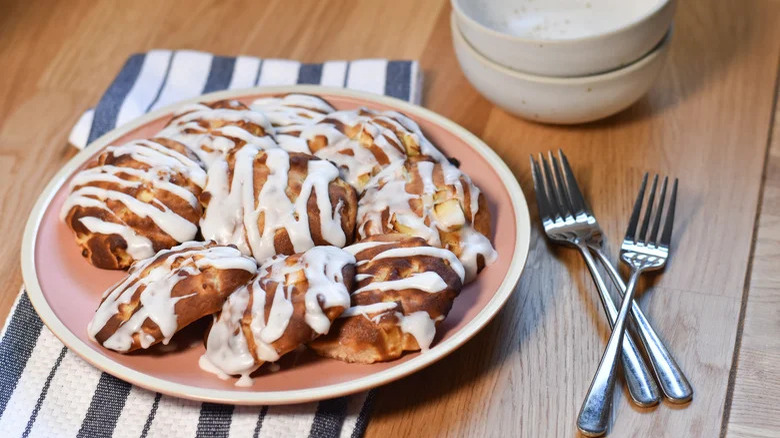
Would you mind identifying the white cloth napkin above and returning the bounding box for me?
[0,50,422,438]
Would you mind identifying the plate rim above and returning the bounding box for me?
[20,85,531,405]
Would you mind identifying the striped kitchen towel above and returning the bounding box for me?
[1,50,423,438]
[68,50,422,150]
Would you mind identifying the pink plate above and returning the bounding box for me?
[21,86,531,405]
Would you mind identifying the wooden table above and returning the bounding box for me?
[1,1,778,436]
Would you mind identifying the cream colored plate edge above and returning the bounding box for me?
[20,85,531,405]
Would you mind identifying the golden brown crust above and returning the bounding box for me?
[158,99,276,166]
[166,99,271,140]
[199,147,358,260]
[91,242,256,352]
[309,235,463,363]
[356,157,495,280]
[228,254,355,366]
[291,109,424,192]
[62,138,206,270]
[250,93,336,127]
[202,246,355,376]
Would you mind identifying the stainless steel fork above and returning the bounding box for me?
[541,150,692,406]
[529,153,660,408]
[577,174,679,437]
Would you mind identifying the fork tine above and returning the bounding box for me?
[624,173,649,242]
[557,149,591,216]
[540,153,565,220]
[648,176,668,244]
[659,178,678,247]
[548,151,574,218]
[638,175,659,243]
[529,155,554,223]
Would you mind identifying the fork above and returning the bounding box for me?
[577,174,678,437]
[529,153,661,408]
[548,151,692,405]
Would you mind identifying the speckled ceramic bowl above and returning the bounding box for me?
[452,0,675,77]
[452,13,671,124]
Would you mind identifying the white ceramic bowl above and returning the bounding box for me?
[451,13,670,124]
[452,0,675,77]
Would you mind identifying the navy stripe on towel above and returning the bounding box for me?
[309,397,349,438]
[384,61,411,101]
[253,59,265,86]
[342,61,351,87]
[202,56,237,93]
[143,52,176,113]
[297,63,323,85]
[22,346,68,438]
[195,402,234,438]
[351,390,376,438]
[0,293,45,418]
[86,53,146,144]
[140,393,163,438]
[252,406,269,438]
[76,373,132,438]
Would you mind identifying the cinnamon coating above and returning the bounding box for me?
[88,241,257,353]
[61,137,207,270]
[200,145,358,263]
[157,99,277,167]
[308,234,464,363]
[65,97,501,381]
[250,93,335,127]
[357,157,496,282]
[201,246,355,383]
[274,108,448,191]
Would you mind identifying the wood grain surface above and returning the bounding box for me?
[0,0,778,436]
[725,72,780,438]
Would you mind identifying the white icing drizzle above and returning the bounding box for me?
[357,159,496,282]
[200,146,349,262]
[235,374,254,387]
[357,160,441,245]
[339,301,398,318]
[157,103,277,167]
[63,186,197,242]
[70,165,200,208]
[371,110,448,163]
[250,94,335,127]
[352,272,448,295]
[398,311,440,352]
[108,139,207,188]
[264,107,450,192]
[60,139,206,258]
[88,242,257,352]
[274,122,346,155]
[201,282,276,380]
[198,354,230,380]
[201,246,355,384]
[371,246,466,283]
[342,239,394,255]
[297,246,355,333]
[308,110,408,190]
[338,238,463,353]
[459,226,499,281]
[78,217,154,260]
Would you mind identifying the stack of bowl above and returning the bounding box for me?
[451,0,675,124]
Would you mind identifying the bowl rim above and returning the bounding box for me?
[20,85,532,405]
[452,12,672,84]
[451,0,673,45]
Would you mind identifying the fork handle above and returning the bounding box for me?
[591,248,694,403]
[578,268,641,437]
[576,244,660,407]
